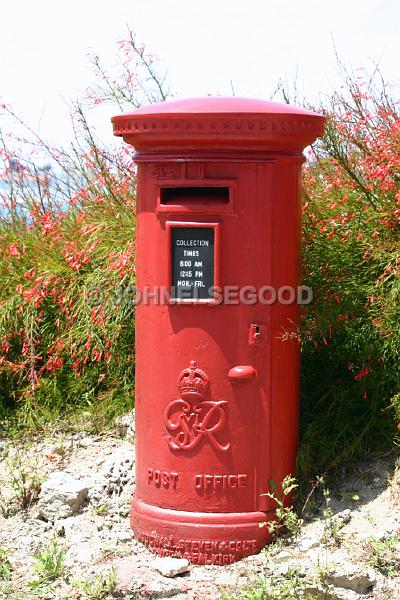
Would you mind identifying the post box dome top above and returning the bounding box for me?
[113,96,320,116]
[111,96,325,155]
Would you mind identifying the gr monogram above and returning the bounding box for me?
[164,361,229,452]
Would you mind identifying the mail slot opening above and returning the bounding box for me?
[160,186,229,205]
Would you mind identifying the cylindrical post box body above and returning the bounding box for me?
[112,98,324,565]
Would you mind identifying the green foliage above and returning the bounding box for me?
[262,476,303,537]
[29,538,65,590]
[220,568,336,600]
[316,477,342,546]
[3,451,41,510]
[72,567,117,600]
[365,535,399,577]
[298,65,400,479]
[0,548,12,581]
[0,583,17,599]
[0,180,137,431]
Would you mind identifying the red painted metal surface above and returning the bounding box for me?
[112,97,325,565]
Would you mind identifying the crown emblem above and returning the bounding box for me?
[178,361,209,401]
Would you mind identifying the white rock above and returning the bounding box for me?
[331,508,352,526]
[37,471,89,521]
[304,583,360,600]
[77,436,94,448]
[333,588,363,600]
[295,533,320,552]
[274,550,295,562]
[59,514,102,566]
[113,559,186,596]
[328,566,376,594]
[152,557,190,578]
[68,541,101,564]
[142,577,185,597]
[88,450,134,508]
[328,550,350,565]
[115,530,132,542]
[115,412,135,443]
[275,562,293,576]
[374,520,399,540]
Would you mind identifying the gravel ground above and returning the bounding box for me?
[0,416,400,599]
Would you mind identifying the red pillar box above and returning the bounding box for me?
[112,97,325,565]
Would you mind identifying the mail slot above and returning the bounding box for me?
[160,186,230,205]
[112,97,325,564]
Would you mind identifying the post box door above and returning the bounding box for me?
[135,161,275,515]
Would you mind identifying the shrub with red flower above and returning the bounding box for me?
[299,65,400,477]
[0,30,169,430]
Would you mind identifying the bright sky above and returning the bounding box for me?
[0,0,399,148]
